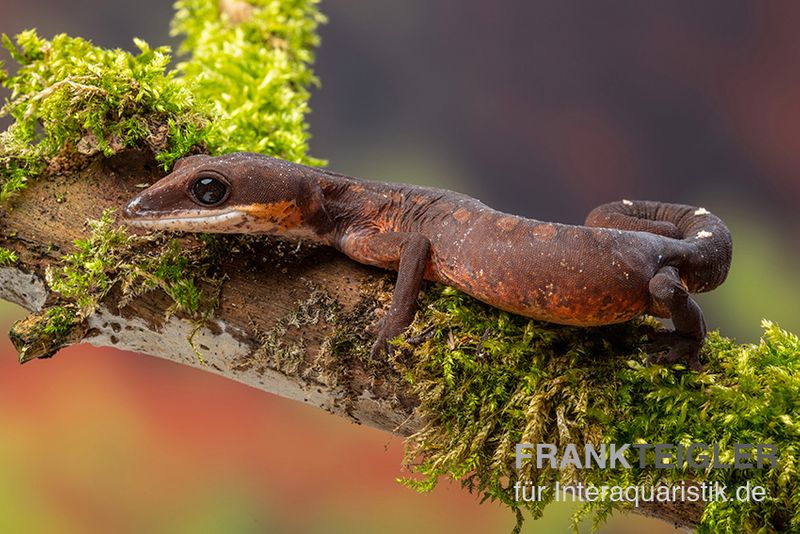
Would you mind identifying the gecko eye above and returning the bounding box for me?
[190,175,229,206]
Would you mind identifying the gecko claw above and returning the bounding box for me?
[370,336,394,360]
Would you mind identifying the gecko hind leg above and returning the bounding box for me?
[645,266,707,371]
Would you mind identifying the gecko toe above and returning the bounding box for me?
[642,338,671,355]
[405,325,435,346]
[370,336,395,360]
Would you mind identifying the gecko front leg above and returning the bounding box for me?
[339,230,431,358]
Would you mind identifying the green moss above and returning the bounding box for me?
[172,0,325,165]
[46,209,131,314]
[134,239,207,317]
[39,209,224,363]
[0,247,18,266]
[39,305,78,338]
[0,31,208,203]
[398,286,800,533]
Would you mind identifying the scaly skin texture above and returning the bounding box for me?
[123,153,733,369]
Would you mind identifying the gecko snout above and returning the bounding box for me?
[122,197,140,220]
[122,189,163,223]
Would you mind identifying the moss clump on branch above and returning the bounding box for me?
[45,209,220,319]
[0,31,208,203]
[398,286,800,533]
[172,0,325,165]
[45,210,134,315]
[9,305,86,363]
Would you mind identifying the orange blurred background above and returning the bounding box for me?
[1,1,799,532]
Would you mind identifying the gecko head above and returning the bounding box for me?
[123,153,326,235]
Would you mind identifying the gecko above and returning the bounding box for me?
[123,153,732,370]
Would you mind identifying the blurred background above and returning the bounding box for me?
[1,1,798,532]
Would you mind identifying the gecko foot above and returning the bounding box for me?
[644,331,704,371]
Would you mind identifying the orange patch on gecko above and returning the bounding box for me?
[532,224,557,241]
[453,208,471,223]
[239,200,304,231]
[495,216,518,232]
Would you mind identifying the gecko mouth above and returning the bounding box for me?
[122,208,249,232]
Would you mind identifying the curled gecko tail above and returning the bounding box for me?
[585,200,733,293]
